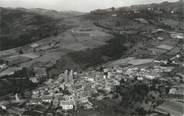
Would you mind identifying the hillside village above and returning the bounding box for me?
[0,1,184,116]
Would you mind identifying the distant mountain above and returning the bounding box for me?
[28,8,84,19]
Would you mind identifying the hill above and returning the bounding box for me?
[0,7,81,51]
[0,1,183,72]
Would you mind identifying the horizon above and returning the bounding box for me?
[0,0,179,12]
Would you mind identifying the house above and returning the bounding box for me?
[52,98,59,108]
[157,37,164,41]
[176,73,184,82]
[33,67,47,82]
[29,77,40,84]
[59,101,74,111]
[169,85,184,96]
[0,64,7,70]
[41,95,53,103]
[170,33,184,39]
[63,95,74,102]
[151,29,170,41]
[81,101,93,110]
[104,85,112,93]
[28,99,42,105]
[78,96,88,104]
[0,101,9,110]
[144,75,155,80]
[96,95,104,101]
[29,67,47,83]
[111,13,117,17]
[30,43,39,48]
[133,9,141,14]
[151,29,165,34]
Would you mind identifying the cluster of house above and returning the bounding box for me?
[134,28,184,57]
[123,65,168,80]
[29,67,47,83]
[0,51,183,116]
[26,65,151,115]
[116,59,184,116]
[25,51,183,113]
[90,2,180,17]
[25,55,184,115]
[27,68,122,113]
[153,53,184,116]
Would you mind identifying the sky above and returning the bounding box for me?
[0,0,179,12]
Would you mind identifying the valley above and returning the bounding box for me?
[0,1,184,116]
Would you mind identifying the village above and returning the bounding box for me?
[0,42,184,115]
[0,1,184,116]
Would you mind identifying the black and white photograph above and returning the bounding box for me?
[0,0,183,116]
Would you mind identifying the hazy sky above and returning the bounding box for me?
[0,0,178,12]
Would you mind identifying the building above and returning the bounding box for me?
[41,95,53,103]
[59,95,75,111]
[33,67,47,83]
[170,33,184,39]
[169,85,184,96]
[69,70,74,82]
[64,70,69,83]
[30,43,40,48]
[0,64,7,70]
[64,70,74,83]
[59,101,74,111]
[29,77,40,84]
